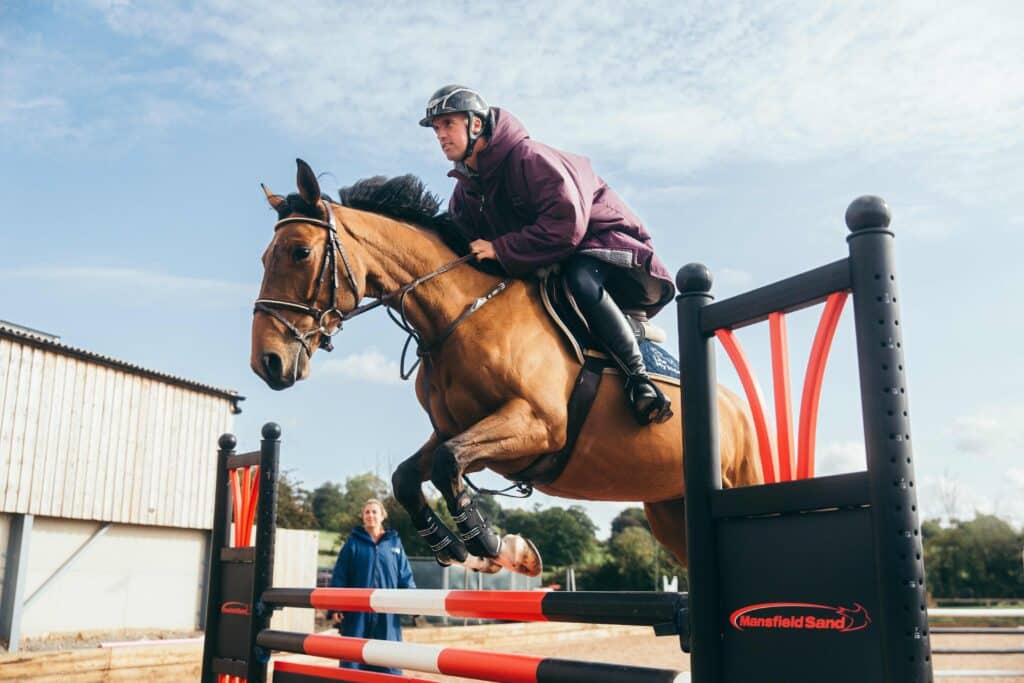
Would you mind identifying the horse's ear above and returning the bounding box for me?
[296,158,321,207]
[262,183,287,212]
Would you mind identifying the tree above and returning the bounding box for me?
[311,482,346,531]
[277,469,317,529]
[577,526,659,591]
[611,507,648,536]
[334,473,391,531]
[924,514,1024,599]
[503,505,598,568]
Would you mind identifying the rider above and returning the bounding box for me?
[420,85,675,425]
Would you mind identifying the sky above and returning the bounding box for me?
[3,1,1024,537]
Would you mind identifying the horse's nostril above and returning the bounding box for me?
[261,353,283,380]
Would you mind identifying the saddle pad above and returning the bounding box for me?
[541,271,680,385]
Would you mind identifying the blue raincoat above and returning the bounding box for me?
[329,526,416,674]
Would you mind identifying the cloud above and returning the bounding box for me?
[894,204,956,241]
[7,2,1024,200]
[321,349,403,385]
[949,407,1024,456]
[618,183,712,205]
[712,267,755,296]
[816,440,865,475]
[0,265,250,305]
[918,472,1024,527]
[952,414,1002,455]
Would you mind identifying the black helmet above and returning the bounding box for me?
[419,85,489,127]
[419,85,490,162]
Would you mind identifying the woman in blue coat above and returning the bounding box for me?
[329,498,416,674]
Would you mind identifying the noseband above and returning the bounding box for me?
[253,203,483,360]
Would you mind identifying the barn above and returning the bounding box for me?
[0,320,243,651]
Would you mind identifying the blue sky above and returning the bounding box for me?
[3,1,1023,536]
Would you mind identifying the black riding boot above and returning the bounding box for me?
[585,289,673,425]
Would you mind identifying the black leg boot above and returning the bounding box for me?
[585,289,673,425]
[415,505,469,566]
[451,492,503,558]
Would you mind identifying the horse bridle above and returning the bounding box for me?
[253,204,358,356]
[253,202,500,366]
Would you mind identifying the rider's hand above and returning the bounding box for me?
[469,239,497,262]
[331,612,342,625]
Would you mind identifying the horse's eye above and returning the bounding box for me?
[291,246,312,262]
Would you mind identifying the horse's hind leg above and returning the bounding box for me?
[392,435,472,568]
[644,498,688,568]
[431,399,549,577]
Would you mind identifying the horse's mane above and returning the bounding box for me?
[337,175,489,268]
[338,175,443,227]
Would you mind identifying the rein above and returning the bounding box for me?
[253,203,510,377]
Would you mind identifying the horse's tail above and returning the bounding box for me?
[719,386,765,489]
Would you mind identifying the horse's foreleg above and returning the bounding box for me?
[392,435,470,567]
[430,399,552,577]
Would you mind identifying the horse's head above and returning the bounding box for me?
[251,159,365,390]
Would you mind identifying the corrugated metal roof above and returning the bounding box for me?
[0,321,244,413]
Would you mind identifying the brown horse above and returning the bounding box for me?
[250,160,761,577]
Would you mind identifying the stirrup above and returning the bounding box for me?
[625,375,674,426]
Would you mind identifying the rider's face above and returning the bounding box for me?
[432,113,480,161]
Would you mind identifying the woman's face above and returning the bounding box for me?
[362,502,385,530]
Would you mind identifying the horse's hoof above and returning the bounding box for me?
[498,534,543,577]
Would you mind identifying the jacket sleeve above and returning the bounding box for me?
[492,148,590,275]
[396,541,416,589]
[327,537,355,621]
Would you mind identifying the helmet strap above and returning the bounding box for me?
[462,112,482,162]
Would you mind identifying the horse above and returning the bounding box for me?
[250,159,762,576]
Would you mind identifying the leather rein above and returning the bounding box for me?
[253,203,510,377]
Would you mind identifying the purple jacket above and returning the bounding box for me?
[448,108,675,317]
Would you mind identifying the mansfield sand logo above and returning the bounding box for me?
[730,602,871,633]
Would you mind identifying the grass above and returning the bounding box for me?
[318,530,342,570]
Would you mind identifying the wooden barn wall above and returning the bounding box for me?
[0,337,234,529]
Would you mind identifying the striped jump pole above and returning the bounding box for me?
[273,660,436,683]
[263,588,687,634]
[203,425,692,683]
[259,631,689,683]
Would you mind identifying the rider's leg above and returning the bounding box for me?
[563,254,672,425]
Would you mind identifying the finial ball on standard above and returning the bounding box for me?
[846,196,891,232]
[676,263,713,294]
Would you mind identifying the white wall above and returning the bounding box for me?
[18,517,206,637]
[269,528,318,633]
[0,516,319,640]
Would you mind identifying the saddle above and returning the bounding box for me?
[507,271,680,486]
